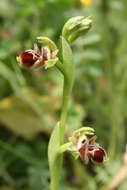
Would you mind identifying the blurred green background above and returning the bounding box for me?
[0,0,127,189]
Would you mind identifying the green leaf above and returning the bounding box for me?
[61,37,73,68]
[60,37,74,85]
[48,122,62,190]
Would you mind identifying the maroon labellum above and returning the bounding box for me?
[77,136,107,164]
[88,145,106,164]
[19,50,40,68]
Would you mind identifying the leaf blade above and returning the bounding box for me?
[48,122,62,190]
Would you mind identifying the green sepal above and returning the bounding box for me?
[44,57,58,69]
[69,126,95,144]
[36,36,57,51]
[72,126,95,137]
[58,142,79,160]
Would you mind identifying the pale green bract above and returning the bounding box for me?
[48,122,62,190]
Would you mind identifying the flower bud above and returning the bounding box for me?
[62,16,92,44]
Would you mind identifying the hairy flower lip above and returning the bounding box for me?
[78,143,107,164]
[18,50,40,68]
[88,145,107,164]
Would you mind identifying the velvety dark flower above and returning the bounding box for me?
[17,38,58,69]
[60,128,107,165]
[78,136,107,164]
[68,127,107,165]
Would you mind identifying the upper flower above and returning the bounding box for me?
[17,50,40,68]
[17,37,58,69]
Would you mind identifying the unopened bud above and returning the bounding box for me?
[62,16,93,44]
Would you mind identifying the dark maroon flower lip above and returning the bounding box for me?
[88,145,106,164]
[19,51,40,68]
[77,136,107,165]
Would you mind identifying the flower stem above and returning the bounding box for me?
[56,61,74,144]
[60,75,73,143]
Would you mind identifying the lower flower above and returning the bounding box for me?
[68,127,107,165]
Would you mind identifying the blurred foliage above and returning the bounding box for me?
[0,0,127,189]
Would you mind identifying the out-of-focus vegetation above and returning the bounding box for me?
[0,0,127,189]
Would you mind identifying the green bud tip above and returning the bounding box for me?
[62,15,93,44]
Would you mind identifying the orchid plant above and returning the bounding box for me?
[17,16,107,190]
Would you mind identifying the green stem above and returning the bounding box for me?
[56,62,74,144]
[59,75,73,144]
